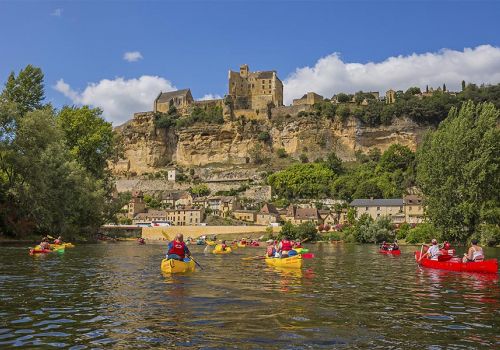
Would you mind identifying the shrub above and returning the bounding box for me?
[257,131,271,142]
[396,222,411,240]
[405,223,435,244]
[479,224,500,246]
[276,148,287,158]
[299,153,309,163]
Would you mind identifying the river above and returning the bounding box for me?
[0,242,499,349]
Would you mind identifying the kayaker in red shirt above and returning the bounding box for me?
[167,234,191,261]
[278,236,293,257]
[220,240,228,251]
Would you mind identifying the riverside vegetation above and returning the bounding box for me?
[0,65,126,239]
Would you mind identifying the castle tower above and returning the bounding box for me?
[240,64,249,78]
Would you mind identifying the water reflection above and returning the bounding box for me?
[0,243,498,349]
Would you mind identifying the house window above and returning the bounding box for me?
[377,206,380,211]
[409,206,412,211]
[377,213,380,217]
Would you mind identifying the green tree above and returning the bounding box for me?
[417,102,500,242]
[376,144,415,174]
[268,163,336,199]
[325,152,344,174]
[336,93,350,103]
[57,106,115,179]
[190,184,211,197]
[2,65,45,115]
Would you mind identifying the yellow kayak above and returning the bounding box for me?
[160,258,196,274]
[212,245,232,254]
[35,245,65,252]
[206,240,216,246]
[237,243,246,248]
[265,255,303,268]
[50,243,75,249]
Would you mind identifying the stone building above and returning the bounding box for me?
[385,89,396,104]
[154,89,194,114]
[350,198,405,223]
[292,92,324,106]
[228,64,283,112]
[233,210,257,223]
[284,205,323,225]
[403,195,425,224]
[126,191,146,219]
[256,203,280,225]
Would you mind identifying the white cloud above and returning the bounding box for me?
[54,76,176,125]
[51,8,63,17]
[199,94,223,100]
[123,51,143,62]
[283,45,500,104]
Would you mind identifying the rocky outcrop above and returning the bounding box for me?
[112,111,430,175]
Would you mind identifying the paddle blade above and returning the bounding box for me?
[301,253,315,259]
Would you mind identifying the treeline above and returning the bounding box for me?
[0,65,126,239]
[268,101,499,245]
[302,83,500,127]
[267,143,415,202]
[154,105,224,129]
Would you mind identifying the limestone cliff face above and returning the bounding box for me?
[112,112,429,175]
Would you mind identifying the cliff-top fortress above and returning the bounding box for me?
[153,64,284,120]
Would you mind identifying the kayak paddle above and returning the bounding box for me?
[190,256,204,270]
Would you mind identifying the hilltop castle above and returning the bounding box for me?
[228,64,283,110]
[153,64,285,120]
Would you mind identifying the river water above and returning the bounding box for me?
[0,242,498,349]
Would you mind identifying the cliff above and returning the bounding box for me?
[112,111,430,176]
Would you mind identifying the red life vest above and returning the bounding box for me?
[168,240,186,259]
[281,240,293,252]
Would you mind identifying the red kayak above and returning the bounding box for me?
[379,249,401,255]
[29,248,52,255]
[415,251,498,274]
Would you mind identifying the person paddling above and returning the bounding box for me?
[462,239,484,263]
[391,241,399,251]
[277,236,293,258]
[220,240,228,251]
[380,241,389,251]
[39,237,51,250]
[266,241,276,257]
[53,236,63,245]
[166,234,191,261]
[422,239,441,260]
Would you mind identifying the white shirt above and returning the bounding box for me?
[428,244,440,260]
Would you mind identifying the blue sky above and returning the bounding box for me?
[1,0,499,124]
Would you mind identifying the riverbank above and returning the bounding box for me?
[142,225,281,241]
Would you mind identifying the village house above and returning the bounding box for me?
[132,207,205,226]
[160,191,193,209]
[232,209,257,223]
[404,195,425,224]
[321,212,337,228]
[206,196,239,217]
[256,203,280,225]
[126,190,146,219]
[192,196,208,209]
[284,205,323,225]
[350,198,405,223]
